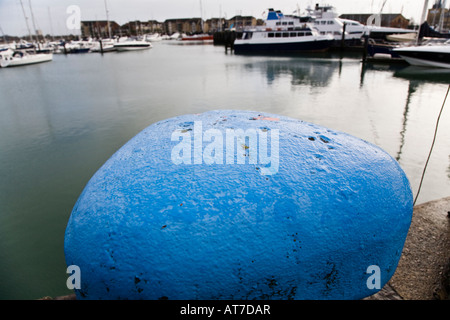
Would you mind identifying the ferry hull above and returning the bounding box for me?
[234,39,334,54]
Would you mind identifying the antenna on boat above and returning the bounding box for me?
[380,0,388,13]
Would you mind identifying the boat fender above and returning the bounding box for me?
[373,53,392,60]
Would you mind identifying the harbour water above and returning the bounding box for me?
[0,42,449,299]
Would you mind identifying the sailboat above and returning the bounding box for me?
[0,48,53,68]
[0,0,53,67]
[181,0,213,43]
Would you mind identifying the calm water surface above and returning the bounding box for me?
[0,42,449,299]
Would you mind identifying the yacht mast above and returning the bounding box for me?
[19,0,33,42]
[200,0,204,33]
[437,0,447,32]
[104,0,112,38]
[417,0,430,44]
[0,25,7,43]
[28,0,39,41]
[48,7,55,41]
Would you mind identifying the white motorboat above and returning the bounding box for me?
[169,32,181,40]
[90,39,117,52]
[114,38,152,51]
[304,5,416,44]
[234,9,334,54]
[305,5,367,42]
[0,49,53,68]
[145,34,162,42]
[392,40,450,68]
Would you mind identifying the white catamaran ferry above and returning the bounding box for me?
[233,9,334,54]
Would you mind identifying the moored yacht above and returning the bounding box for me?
[392,40,450,68]
[90,39,117,52]
[234,9,334,54]
[0,49,53,68]
[114,38,152,51]
[304,4,416,45]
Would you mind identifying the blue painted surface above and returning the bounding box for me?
[64,110,413,300]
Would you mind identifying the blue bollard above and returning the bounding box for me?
[64,110,413,300]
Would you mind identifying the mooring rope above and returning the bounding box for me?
[414,84,450,206]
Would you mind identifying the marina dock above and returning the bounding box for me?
[366,196,450,300]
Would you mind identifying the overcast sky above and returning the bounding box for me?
[0,0,439,37]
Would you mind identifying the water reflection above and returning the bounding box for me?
[394,66,450,84]
[396,81,418,162]
[242,57,340,88]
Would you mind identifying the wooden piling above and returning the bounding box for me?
[340,22,347,51]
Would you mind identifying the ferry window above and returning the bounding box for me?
[327,21,334,25]
[321,21,326,25]
[276,22,281,26]
[283,32,289,37]
[306,32,313,36]
[243,32,253,39]
[290,32,296,37]
[282,22,288,26]
[314,21,319,25]
[334,31,341,35]
[288,22,294,25]
[275,33,282,38]
[268,33,274,38]
[298,32,305,37]
[320,32,326,35]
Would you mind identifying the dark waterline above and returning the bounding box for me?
[0,42,449,299]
